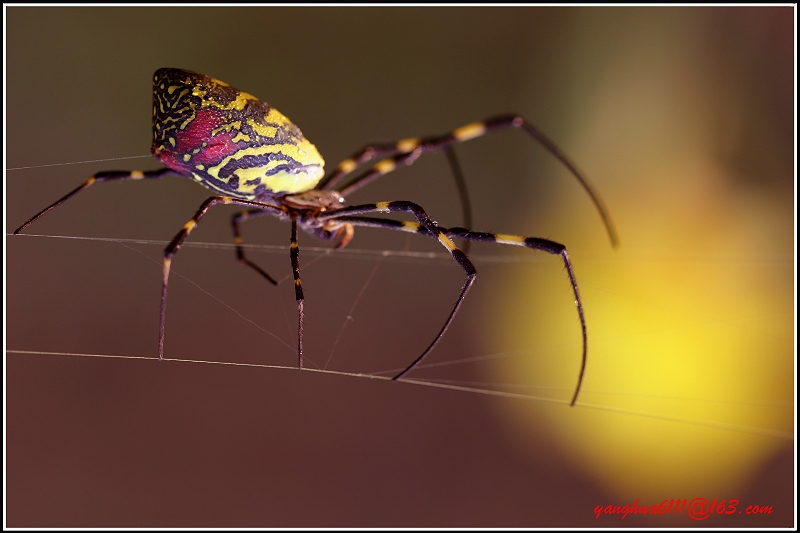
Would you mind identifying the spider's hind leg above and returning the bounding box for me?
[14,167,173,234]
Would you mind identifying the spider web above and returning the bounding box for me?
[6,224,792,441]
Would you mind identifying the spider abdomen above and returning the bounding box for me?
[151,68,325,200]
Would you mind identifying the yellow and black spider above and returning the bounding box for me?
[14,68,617,406]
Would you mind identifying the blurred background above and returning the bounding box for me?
[6,6,794,527]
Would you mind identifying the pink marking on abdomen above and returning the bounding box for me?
[154,109,240,173]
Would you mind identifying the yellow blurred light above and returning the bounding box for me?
[488,11,793,499]
[490,154,792,500]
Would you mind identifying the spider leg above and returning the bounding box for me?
[317,141,405,190]
[445,227,586,407]
[318,201,477,382]
[317,140,474,239]
[14,167,173,234]
[159,196,284,360]
[330,115,618,248]
[324,216,587,406]
[444,145,473,254]
[231,209,279,285]
[289,213,304,369]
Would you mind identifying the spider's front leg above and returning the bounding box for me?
[319,200,477,380]
[323,115,618,249]
[317,139,473,250]
[444,227,587,406]
[317,217,588,406]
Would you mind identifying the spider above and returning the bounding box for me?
[14,68,617,406]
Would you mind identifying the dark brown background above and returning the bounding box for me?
[6,6,795,527]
